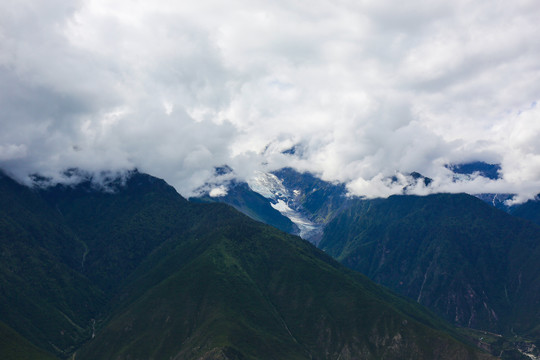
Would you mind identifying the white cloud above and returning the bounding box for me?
[0,144,27,161]
[1,0,540,200]
[209,185,228,197]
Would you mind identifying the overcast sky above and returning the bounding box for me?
[1,0,540,201]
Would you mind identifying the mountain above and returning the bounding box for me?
[0,170,200,357]
[39,170,193,293]
[319,193,540,341]
[445,161,523,213]
[0,321,58,360]
[447,162,502,180]
[509,198,540,226]
[193,168,349,244]
[195,167,540,357]
[195,165,519,242]
[0,170,493,359]
[271,168,349,229]
[75,201,489,360]
[474,193,514,212]
[196,164,540,237]
[191,180,299,235]
[0,171,106,357]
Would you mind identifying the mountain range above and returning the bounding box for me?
[194,165,540,359]
[0,169,497,359]
[320,194,540,337]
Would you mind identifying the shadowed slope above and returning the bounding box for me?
[1,170,495,359]
[0,321,58,360]
[0,172,106,357]
[77,202,492,360]
[320,193,540,338]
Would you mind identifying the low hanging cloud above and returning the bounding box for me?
[1,0,540,200]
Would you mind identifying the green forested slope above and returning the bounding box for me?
[77,203,491,360]
[0,172,106,356]
[510,198,540,227]
[0,320,58,360]
[320,193,540,338]
[0,170,494,359]
[39,171,192,293]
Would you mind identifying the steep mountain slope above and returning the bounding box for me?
[76,202,490,360]
[319,193,540,338]
[0,321,58,360]
[194,168,349,243]
[510,198,540,227]
[39,171,193,293]
[191,181,299,235]
[0,170,494,359]
[272,168,349,226]
[0,172,106,357]
[1,170,198,357]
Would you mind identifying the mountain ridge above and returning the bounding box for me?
[319,193,540,339]
[0,169,494,359]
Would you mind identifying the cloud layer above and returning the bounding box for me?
[2,0,540,200]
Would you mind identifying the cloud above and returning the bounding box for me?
[209,185,228,197]
[1,0,540,200]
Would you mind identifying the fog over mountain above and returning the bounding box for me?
[2,0,540,202]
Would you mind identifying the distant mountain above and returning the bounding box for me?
[198,164,540,250]
[319,193,540,341]
[509,197,540,226]
[445,161,530,214]
[0,170,493,359]
[196,165,520,242]
[473,193,514,212]
[193,167,349,244]
[272,167,349,227]
[197,163,540,237]
[191,180,299,235]
[447,162,502,180]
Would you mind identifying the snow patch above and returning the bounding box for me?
[248,171,322,241]
[271,200,320,239]
[247,171,288,200]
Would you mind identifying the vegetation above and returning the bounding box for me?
[0,171,495,359]
[510,198,540,226]
[320,193,540,340]
[0,172,106,356]
[0,321,58,360]
[77,204,491,359]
